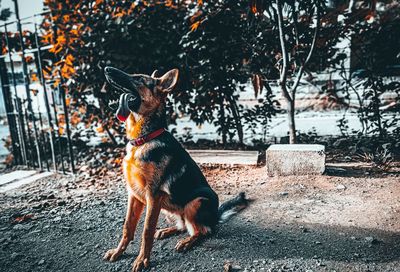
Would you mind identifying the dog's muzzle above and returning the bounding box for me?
[116,93,141,122]
[104,66,142,121]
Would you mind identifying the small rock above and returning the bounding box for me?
[57,200,66,206]
[11,252,21,260]
[38,259,45,265]
[13,224,31,231]
[300,226,309,233]
[79,251,88,257]
[279,192,289,196]
[32,204,42,210]
[365,236,379,244]
[336,184,346,190]
[47,194,56,199]
[224,263,232,272]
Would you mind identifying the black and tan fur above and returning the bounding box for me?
[102,67,248,272]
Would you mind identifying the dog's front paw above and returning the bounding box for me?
[132,254,150,272]
[103,248,122,262]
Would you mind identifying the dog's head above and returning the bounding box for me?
[104,66,179,122]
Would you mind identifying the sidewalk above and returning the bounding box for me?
[0,170,53,193]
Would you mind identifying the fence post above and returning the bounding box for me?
[13,97,27,165]
[0,36,21,164]
[13,0,43,170]
[49,13,75,174]
[51,90,66,174]
[4,24,28,165]
[33,20,57,172]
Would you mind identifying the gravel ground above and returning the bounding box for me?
[0,164,400,272]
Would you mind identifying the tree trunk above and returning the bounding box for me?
[227,95,244,145]
[104,123,118,146]
[287,98,297,144]
[218,97,227,145]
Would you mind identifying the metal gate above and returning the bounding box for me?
[0,6,75,174]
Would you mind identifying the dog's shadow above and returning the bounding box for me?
[147,216,400,269]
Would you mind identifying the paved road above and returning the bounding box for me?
[171,112,363,143]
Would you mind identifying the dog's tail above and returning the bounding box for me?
[217,192,249,224]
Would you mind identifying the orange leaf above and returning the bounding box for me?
[96,125,104,133]
[65,96,71,106]
[65,54,74,66]
[31,73,39,82]
[25,55,33,63]
[54,78,60,87]
[190,21,201,32]
[165,0,173,7]
[13,214,34,223]
[251,4,257,14]
[114,11,125,18]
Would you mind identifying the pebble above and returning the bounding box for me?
[13,224,31,231]
[336,184,346,190]
[38,259,45,265]
[11,252,21,260]
[57,200,67,206]
[279,192,289,196]
[365,236,379,244]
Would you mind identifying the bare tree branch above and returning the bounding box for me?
[275,0,292,102]
[290,1,300,46]
[290,1,320,95]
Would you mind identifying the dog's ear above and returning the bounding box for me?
[151,70,158,78]
[158,69,179,93]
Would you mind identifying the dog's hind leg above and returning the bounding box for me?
[175,198,213,252]
[155,214,185,240]
[104,195,144,262]
[155,226,182,240]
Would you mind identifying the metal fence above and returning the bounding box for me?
[0,5,75,174]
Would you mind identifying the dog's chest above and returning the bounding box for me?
[122,144,159,200]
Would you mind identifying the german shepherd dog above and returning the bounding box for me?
[103,67,248,272]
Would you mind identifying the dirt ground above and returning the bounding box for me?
[0,163,399,272]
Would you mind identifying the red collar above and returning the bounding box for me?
[129,128,165,146]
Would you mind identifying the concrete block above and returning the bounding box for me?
[266,144,325,176]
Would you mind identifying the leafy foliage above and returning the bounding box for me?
[41,0,188,142]
[41,0,279,144]
[333,1,400,139]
